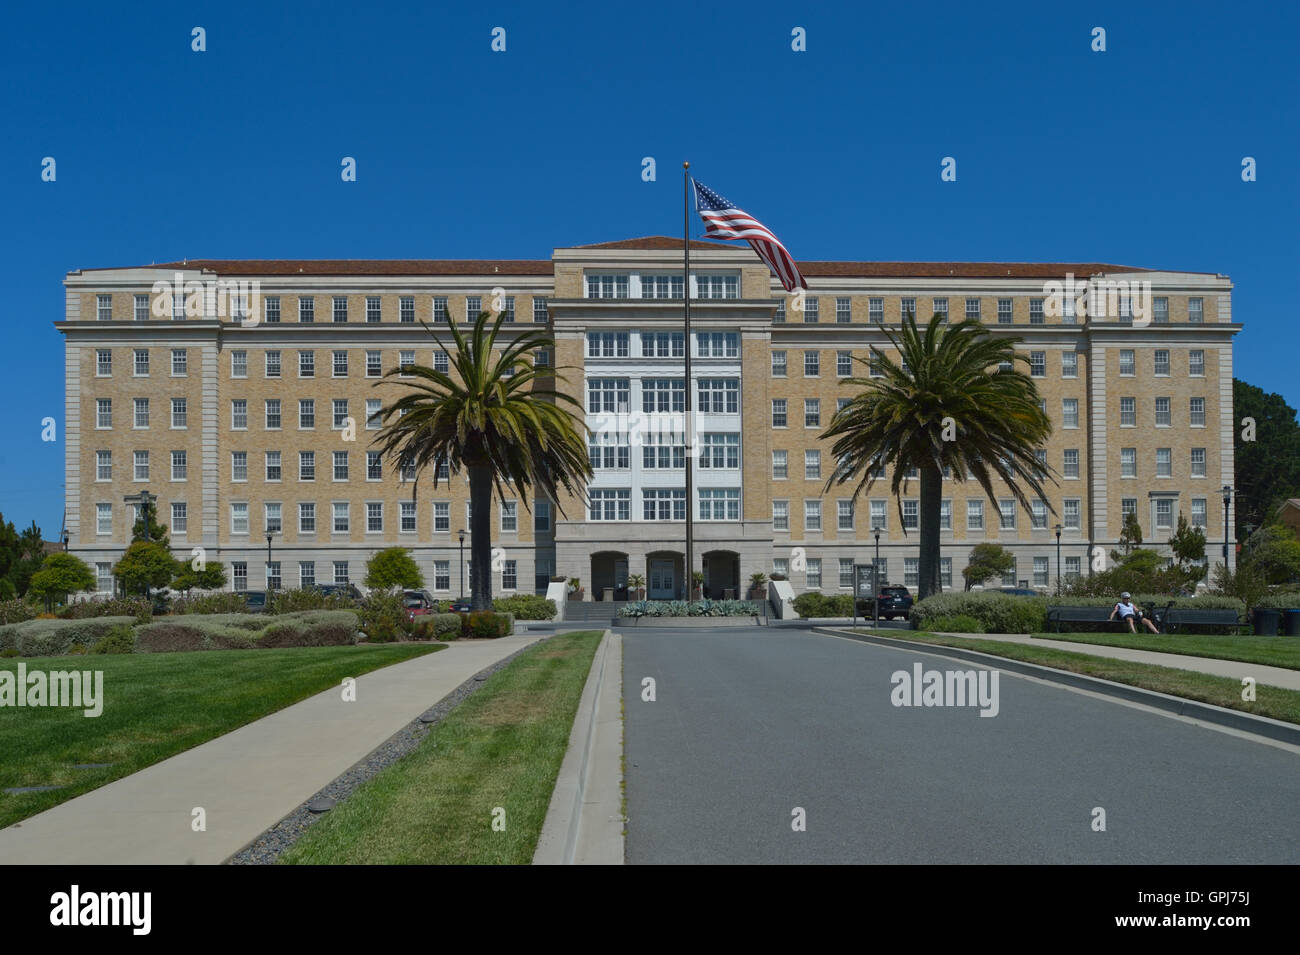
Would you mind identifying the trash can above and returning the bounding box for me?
[1283,609,1300,637]
[1253,608,1281,636]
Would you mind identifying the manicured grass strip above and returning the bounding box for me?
[853,630,1300,725]
[1030,631,1300,671]
[280,630,604,865]
[0,644,440,829]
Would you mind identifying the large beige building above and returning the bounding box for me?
[59,237,1239,601]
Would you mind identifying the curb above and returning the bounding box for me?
[816,627,1300,747]
[533,629,625,865]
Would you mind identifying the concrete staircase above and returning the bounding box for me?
[564,600,628,625]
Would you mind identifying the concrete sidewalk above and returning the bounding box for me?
[0,635,540,865]
[937,632,1300,691]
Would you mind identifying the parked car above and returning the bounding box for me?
[404,589,436,621]
[447,598,473,613]
[243,590,268,613]
[876,585,914,620]
[311,583,363,601]
[999,587,1039,597]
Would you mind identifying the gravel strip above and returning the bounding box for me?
[226,636,551,865]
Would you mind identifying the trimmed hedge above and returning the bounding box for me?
[171,593,250,615]
[0,599,37,625]
[1256,592,1300,610]
[911,593,1047,634]
[492,594,557,620]
[433,613,462,638]
[60,597,151,622]
[0,617,140,657]
[619,599,760,618]
[791,593,871,619]
[924,614,986,634]
[90,625,136,654]
[464,611,514,638]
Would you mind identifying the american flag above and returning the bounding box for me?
[692,179,808,291]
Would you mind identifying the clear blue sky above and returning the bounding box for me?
[1,0,1296,537]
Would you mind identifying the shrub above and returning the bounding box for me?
[1,648,19,657]
[357,590,412,643]
[258,621,354,648]
[923,614,986,634]
[911,593,1048,634]
[171,592,250,615]
[135,624,209,653]
[618,600,759,618]
[0,598,37,625]
[59,596,151,623]
[792,593,856,618]
[90,624,137,654]
[266,588,356,614]
[432,613,462,639]
[492,594,557,620]
[0,617,139,656]
[1256,592,1300,610]
[467,611,513,638]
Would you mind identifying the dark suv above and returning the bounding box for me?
[876,585,914,620]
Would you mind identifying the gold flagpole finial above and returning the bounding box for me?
[683,161,690,170]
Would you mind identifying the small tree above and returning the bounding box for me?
[28,552,96,608]
[1168,514,1208,585]
[114,541,179,596]
[1112,510,1144,562]
[131,501,170,548]
[1241,526,1300,584]
[962,543,1016,591]
[364,547,424,590]
[172,560,228,594]
[1210,560,1269,617]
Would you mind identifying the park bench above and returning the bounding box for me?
[1163,608,1241,635]
[1046,607,1116,633]
[1047,604,1240,635]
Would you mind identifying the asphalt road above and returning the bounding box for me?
[622,626,1300,864]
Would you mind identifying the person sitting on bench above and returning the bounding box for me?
[1109,592,1160,634]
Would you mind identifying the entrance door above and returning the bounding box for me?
[649,559,675,599]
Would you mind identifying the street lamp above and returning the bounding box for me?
[458,528,466,600]
[266,531,276,590]
[61,529,69,552]
[1221,485,1232,563]
[873,529,881,626]
[1054,524,1063,594]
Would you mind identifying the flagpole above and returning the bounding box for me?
[683,161,694,602]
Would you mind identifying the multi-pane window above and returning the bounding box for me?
[698,378,739,414]
[772,500,789,531]
[1190,350,1205,376]
[500,559,518,590]
[641,331,685,358]
[1153,297,1169,323]
[495,500,517,533]
[771,351,787,377]
[1120,397,1136,427]
[134,349,150,376]
[940,558,953,590]
[132,293,149,321]
[1061,352,1077,378]
[96,398,112,428]
[932,298,948,321]
[333,450,349,481]
[967,499,984,530]
[642,378,685,413]
[332,296,348,323]
[264,502,282,534]
[640,489,686,521]
[366,296,382,323]
[333,503,349,533]
[836,297,852,323]
[265,451,281,482]
[586,274,630,299]
[904,559,919,589]
[1122,498,1137,521]
[1031,499,1048,530]
[997,299,1013,324]
[589,433,631,470]
[96,349,112,376]
[231,451,248,482]
[366,502,383,532]
[587,332,630,358]
[804,449,821,480]
[641,275,685,299]
[1029,298,1044,324]
[999,499,1016,530]
[96,294,113,321]
[431,297,448,323]
[1155,498,1173,529]
[299,350,315,377]
[299,451,315,481]
[966,297,982,320]
[803,499,822,530]
[588,378,630,413]
[1063,499,1080,530]
[262,350,279,378]
[836,351,852,376]
[1191,498,1207,529]
[1190,447,1206,478]
[1155,397,1171,426]
[133,398,149,428]
[588,489,631,521]
[399,501,417,533]
[772,450,788,480]
[433,502,450,532]
[1032,556,1049,587]
[365,451,382,480]
[806,559,822,589]
[332,350,348,377]
[699,489,740,521]
[1063,449,1079,479]
[641,439,685,470]
[803,296,819,323]
[839,558,855,588]
[265,399,281,429]
[363,350,382,378]
[299,399,315,429]
[170,501,187,534]
[297,561,315,588]
[1190,397,1206,426]
[940,499,952,530]
[1061,399,1078,429]
[96,449,112,480]
[366,399,382,430]
[869,298,884,322]
[333,561,350,584]
[774,299,786,324]
[804,398,820,428]
[264,296,280,324]
[231,350,247,378]
[870,500,887,531]
[837,500,854,531]
[531,297,549,324]
[1029,351,1046,377]
[170,398,187,428]
[171,450,187,480]
[332,399,349,429]
[230,502,249,534]
[772,399,787,427]
[1001,559,1017,587]
[1121,447,1137,478]
[534,500,551,532]
[700,433,741,469]
[900,297,916,319]
[399,350,415,375]
[1188,297,1203,323]
[298,297,314,323]
[96,503,112,535]
[902,500,919,530]
[232,562,248,591]
[1153,350,1170,377]
[696,332,739,357]
[803,350,820,377]
[1119,350,1135,376]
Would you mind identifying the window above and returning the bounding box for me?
[804,499,822,531]
[967,500,984,530]
[1063,499,1080,530]
[932,298,948,321]
[836,297,851,323]
[904,559,919,589]
[903,500,918,530]
[1155,498,1173,529]
[433,502,450,532]
[804,450,821,480]
[640,331,685,358]
[96,294,112,321]
[900,297,916,319]
[299,350,314,378]
[772,500,789,531]
[804,399,820,428]
[1030,351,1046,377]
[96,349,112,376]
[332,350,348,377]
[587,378,630,413]
[365,398,382,431]
[700,488,741,521]
[839,558,855,588]
[641,439,684,470]
[129,293,148,322]
[231,451,248,482]
[171,398,187,428]
[130,449,148,480]
[837,351,852,377]
[264,451,281,482]
[133,398,149,428]
[697,378,739,414]
[431,297,448,323]
[366,502,383,532]
[232,562,248,591]
[1031,499,1047,530]
[1121,447,1137,478]
[331,296,348,323]
[1191,498,1207,529]
[588,489,631,521]
[870,500,886,531]
[837,500,854,531]
[360,296,380,324]
[641,379,685,413]
[96,450,112,480]
[500,501,518,533]
[399,501,417,533]
[399,350,414,376]
[1061,352,1077,378]
[298,297,314,323]
[230,502,249,534]
[299,451,315,481]
[700,433,740,469]
[1029,298,1044,324]
[501,559,517,590]
[1155,397,1171,427]
[1188,297,1203,323]
[264,502,282,534]
[642,489,687,521]
[263,296,280,324]
[1191,447,1206,478]
[533,297,548,323]
[1063,449,1079,479]
[265,399,281,429]
[1154,350,1170,377]
[803,351,820,377]
[940,558,953,590]
[772,399,787,427]
[134,349,149,376]
[332,399,348,430]
[586,275,630,299]
[1122,498,1137,520]
[432,560,450,591]
[772,450,788,480]
[869,353,884,378]
[587,332,631,358]
[964,297,981,321]
[1190,350,1205,377]
[771,351,787,377]
[1032,557,1048,587]
[1153,297,1169,324]
[333,451,349,481]
[869,297,884,322]
[806,559,822,589]
[298,399,315,430]
[534,500,551,532]
[1001,559,1017,587]
[259,350,279,379]
[96,503,112,535]
[1190,397,1206,426]
[1033,449,1047,479]
[1120,397,1136,427]
[171,450,187,480]
[803,297,819,323]
[999,499,1016,530]
[228,350,247,378]
[366,451,382,480]
[774,300,786,324]
[1062,399,1078,429]
[1119,350,1135,376]
[333,561,350,585]
[996,298,1013,324]
[695,332,739,358]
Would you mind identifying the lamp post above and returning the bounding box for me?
[1054,524,1063,595]
[458,528,466,600]
[266,531,275,590]
[873,530,881,626]
[1221,485,1232,564]
[61,529,69,552]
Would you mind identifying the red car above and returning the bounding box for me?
[404,589,436,621]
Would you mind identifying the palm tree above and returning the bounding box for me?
[822,312,1055,601]
[371,310,591,611]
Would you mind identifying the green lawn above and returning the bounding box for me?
[280,629,604,865]
[0,644,440,829]
[1031,631,1300,670]
[853,630,1300,725]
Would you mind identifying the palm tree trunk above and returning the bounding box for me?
[918,464,943,601]
[468,463,494,612]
